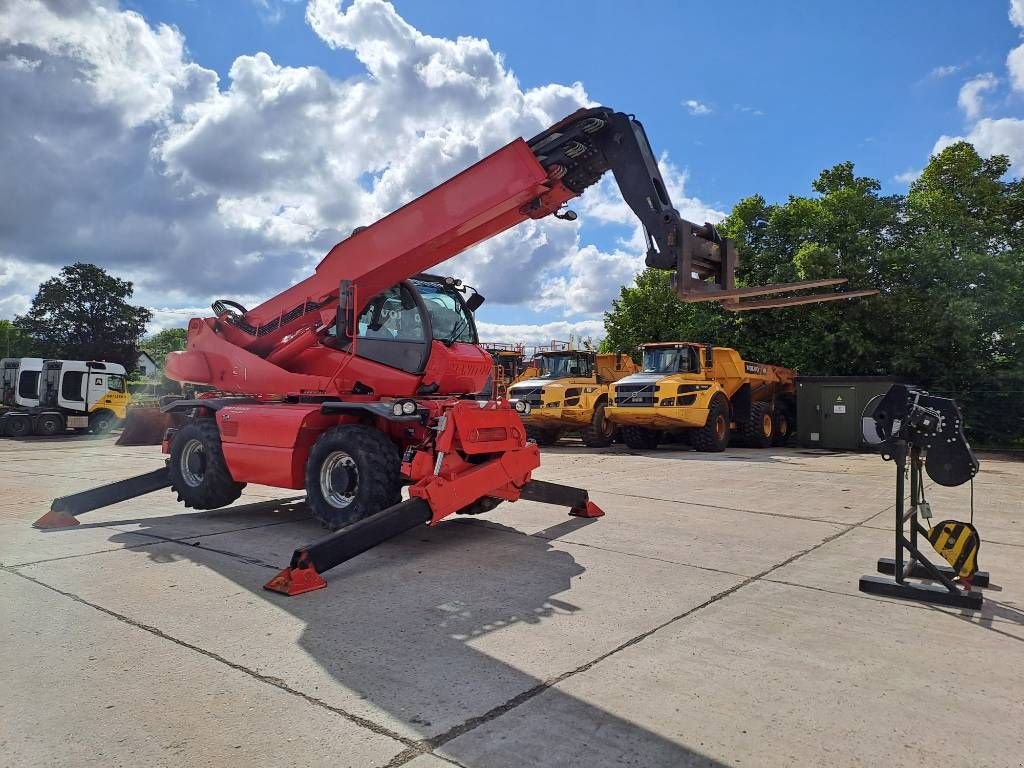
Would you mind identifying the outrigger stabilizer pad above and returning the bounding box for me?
[33,466,172,529]
[265,479,605,596]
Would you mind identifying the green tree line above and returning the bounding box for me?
[603,142,1024,446]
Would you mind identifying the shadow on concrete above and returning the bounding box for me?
[85,498,728,767]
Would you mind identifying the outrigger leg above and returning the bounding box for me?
[264,479,603,596]
[32,466,172,529]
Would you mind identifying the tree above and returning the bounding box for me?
[0,320,34,358]
[14,263,152,369]
[141,328,187,367]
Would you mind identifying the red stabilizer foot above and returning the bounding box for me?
[569,499,604,518]
[32,509,81,529]
[263,565,327,596]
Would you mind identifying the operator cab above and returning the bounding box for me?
[535,351,595,380]
[333,274,483,375]
[640,344,701,375]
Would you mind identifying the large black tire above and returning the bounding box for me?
[581,402,615,448]
[34,413,63,437]
[771,407,793,447]
[621,425,661,450]
[4,414,31,438]
[305,424,402,530]
[692,393,730,452]
[169,420,246,509]
[89,410,116,435]
[527,426,561,447]
[741,402,774,448]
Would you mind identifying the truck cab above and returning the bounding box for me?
[606,342,795,451]
[1,358,44,409]
[507,349,637,447]
[2,360,130,437]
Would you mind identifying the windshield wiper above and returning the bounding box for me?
[443,319,467,346]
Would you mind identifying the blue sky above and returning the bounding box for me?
[3,1,1023,341]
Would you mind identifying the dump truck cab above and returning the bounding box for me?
[606,342,795,451]
[508,349,638,447]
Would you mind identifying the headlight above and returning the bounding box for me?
[660,398,675,407]
[392,399,417,417]
[514,400,532,415]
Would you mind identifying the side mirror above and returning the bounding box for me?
[704,343,714,368]
[465,291,485,312]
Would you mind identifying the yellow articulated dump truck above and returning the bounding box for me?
[507,349,638,447]
[605,342,795,452]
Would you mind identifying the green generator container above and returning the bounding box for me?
[796,376,907,450]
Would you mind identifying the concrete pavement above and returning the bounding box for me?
[1,434,1021,767]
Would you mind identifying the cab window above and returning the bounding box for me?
[352,284,430,374]
[107,375,125,393]
[416,282,476,343]
[61,371,85,402]
[18,371,39,399]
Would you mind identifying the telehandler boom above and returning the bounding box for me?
[33,107,869,594]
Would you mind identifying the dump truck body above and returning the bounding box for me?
[508,350,638,447]
[606,343,795,451]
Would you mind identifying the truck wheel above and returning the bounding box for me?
[581,402,615,448]
[621,426,661,450]
[5,414,31,438]
[89,410,116,435]
[771,408,792,446]
[742,402,773,448]
[692,394,730,452]
[305,425,402,530]
[169,420,246,509]
[527,426,561,447]
[34,413,64,436]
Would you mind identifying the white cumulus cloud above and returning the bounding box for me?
[957,73,998,119]
[683,99,712,116]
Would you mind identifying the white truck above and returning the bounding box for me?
[0,358,131,437]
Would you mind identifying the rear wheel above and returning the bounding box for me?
[771,408,792,446]
[621,425,661,450]
[742,402,773,448]
[4,414,31,438]
[581,402,615,448]
[169,420,245,509]
[305,425,402,530]
[692,393,730,452]
[34,413,63,436]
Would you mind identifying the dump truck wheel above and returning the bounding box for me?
[5,414,31,438]
[528,427,561,447]
[771,408,792,446]
[305,425,402,531]
[621,426,661,450]
[169,420,246,510]
[581,402,615,448]
[692,394,730,452]
[34,413,63,436]
[742,402,773,448]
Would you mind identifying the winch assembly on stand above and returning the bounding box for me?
[859,384,989,609]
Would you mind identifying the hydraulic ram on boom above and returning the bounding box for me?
[33,107,872,595]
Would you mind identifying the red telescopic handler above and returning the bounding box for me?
[32,107,873,594]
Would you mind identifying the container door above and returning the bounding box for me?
[820,385,857,449]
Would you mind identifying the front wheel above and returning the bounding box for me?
[34,413,64,437]
[621,425,661,450]
[692,394,730,452]
[305,425,402,530]
[89,410,116,435]
[581,402,615,448]
[169,420,246,509]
